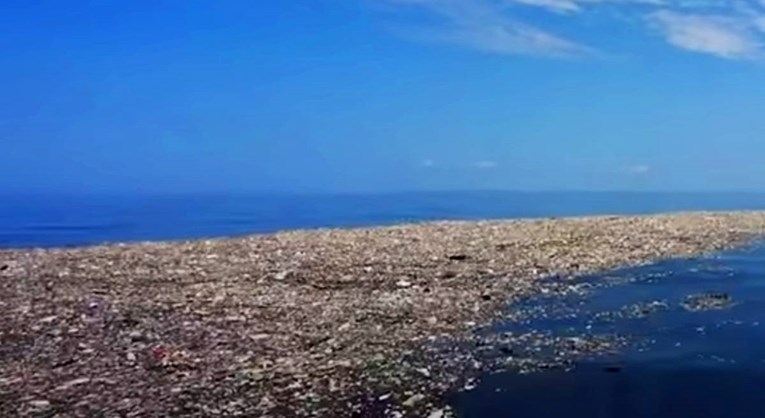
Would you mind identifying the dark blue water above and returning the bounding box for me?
[2,191,765,248]
[453,244,765,418]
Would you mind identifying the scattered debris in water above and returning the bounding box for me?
[1,213,765,417]
[681,292,735,311]
[451,243,765,418]
[447,254,469,261]
[622,300,670,318]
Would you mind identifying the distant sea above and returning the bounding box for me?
[2,191,765,249]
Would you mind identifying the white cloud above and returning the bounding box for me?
[650,10,762,58]
[376,0,765,59]
[507,0,664,14]
[475,160,498,169]
[509,0,583,14]
[381,0,593,56]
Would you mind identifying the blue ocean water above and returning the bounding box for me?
[452,243,765,418]
[2,191,765,248]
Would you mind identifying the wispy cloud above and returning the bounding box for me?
[650,10,762,59]
[508,0,663,15]
[381,0,593,57]
[509,0,583,14]
[375,0,765,59]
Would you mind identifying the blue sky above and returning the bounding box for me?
[2,0,765,193]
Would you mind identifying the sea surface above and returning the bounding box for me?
[2,191,765,248]
[4,192,765,417]
[452,243,765,418]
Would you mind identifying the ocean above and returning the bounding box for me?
[453,242,765,418]
[5,191,765,417]
[3,191,765,248]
